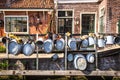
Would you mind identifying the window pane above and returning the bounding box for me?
[66,11,72,17]
[58,18,72,33]
[58,11,65,17]
[5,16,28,33]
[82,14,95,34]
[58,10,73,34]
[100,16,104,32]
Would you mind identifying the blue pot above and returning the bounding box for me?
[68,38,77,50]
[86,53,95,63]
[8,39,22,55]
[55,38,65,50]
[74,54,87,70]
[67,53,73,62]
[43,39,53,53]
[23,42,35,56]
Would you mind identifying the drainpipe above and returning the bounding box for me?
[54,0,58,33]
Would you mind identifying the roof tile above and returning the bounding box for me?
[0,0,54,9]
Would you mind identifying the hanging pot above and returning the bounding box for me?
[43,39,53,53]
[86,53,95,63]
[76,38,82,50]
[67,53,74,62]
[2,37,11,46]
[97,38,105,47]
[81,39,89,48]
[74,54,87,70]
[106,35,114,44]
[55,38,65,50]
[88,37,95,46]
[36,38,44,49]
[8,39,22,55]
[51,54,59,61]
[23,42,35,56]
[114,36,120,44]
[68,38,77,50]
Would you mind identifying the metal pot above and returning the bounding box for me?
[67,53,74,62]
[88,37,95,46]
[86,53,95,63]
[8,39,22,55]
[43,39,53,53]
[74,54,87,70]
[81,39,89,48]
[68,38,77,50]
[106,35,114,44]
[23,42,35,56]
[114,36,120,44]
[55,38,65,50]
[97,39,105,47]
[36,38,44,49]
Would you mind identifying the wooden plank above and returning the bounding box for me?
[97,45,120,53]
[0,53,64,59]
[0,70,119,76]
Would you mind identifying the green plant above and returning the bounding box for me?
[0,60,8,70]
[0,45,6,52]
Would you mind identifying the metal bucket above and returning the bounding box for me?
[68,38,77,50]
[36,38,44,49]
[97,39,105,47]
[81,39,89,48]
[106,35,114,44]
[43,39,53,53]
[114,36,120,44]
[23,42,35,56]
[74,54,87,70]
[67,53,74,62]
[88,37,95,46]
[86,53,95,63]
[8,39,22,55]
[55,38,65,50]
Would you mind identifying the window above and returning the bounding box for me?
[81,14,95,35]
[58,10,73,34]
[5,16,28,33]
[99,16,104,33]
[99,8,105,33]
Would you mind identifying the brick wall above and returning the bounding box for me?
[106,0,120,33]
[58,3,99,34]
[98,0,107,33]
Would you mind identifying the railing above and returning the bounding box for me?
[0,33,119,76]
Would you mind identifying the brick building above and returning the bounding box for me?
[0,0,55,36]
[0,0,120,36]
[57,0,120,34]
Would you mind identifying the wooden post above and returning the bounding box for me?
[95,36,98,70]
[36,33,39,70]
[65,34,67,70]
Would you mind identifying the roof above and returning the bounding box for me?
[57,0,102,3]
[0,0,54,9]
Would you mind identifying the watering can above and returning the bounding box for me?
[106,35,114,44]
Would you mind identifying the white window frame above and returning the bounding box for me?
[80,12,97,34]
[57,9,74,34]
[98,7,105,33]
[4,15,29,34]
